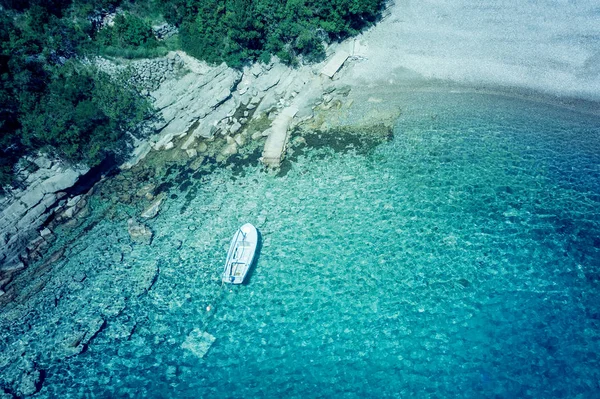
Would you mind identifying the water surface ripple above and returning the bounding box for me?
[41,92,600,398]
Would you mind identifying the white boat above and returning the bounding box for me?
[222,223,259,284]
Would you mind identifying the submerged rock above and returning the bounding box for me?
[181,329,216,359]
[17,368,40,397]
[127,219,153,245]
[141,194,165,219]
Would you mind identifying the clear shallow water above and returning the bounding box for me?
[40,92,600,398]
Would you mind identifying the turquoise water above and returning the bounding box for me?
[40,92,600,398]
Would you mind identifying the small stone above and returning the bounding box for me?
[163,142,174,150]
[18,369,41,396]
[186,148,198,158]
[166,366,177,380]
[233,134,246,147]
[136,184,156,198]
[63,206,76,219]
[250,63,263,77]
[251,131,263,140]
[337,85,351,96]
[111,252,123,263]
[66,195,82,207]
[221,142,238,157]
[229,121,242,134]
[257,214,267,226]
[197,142,208,153]
[189,156,206,171]
[76,197,88,209]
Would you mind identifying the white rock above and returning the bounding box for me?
[229,121,242,134]
[141,195,165,219]
[33,156,52,169]
[197,142,208,153]
[221,142,238,157]
[186,148,198,158]
[249,95,261,105]
[63,206,76,219]
[251,131,264,140]
[163,142,175,150]
[250,63,263,77]
[40,168,85,194]
[19,185,45,208]
[233,134,246,147]
[66,195,82,207]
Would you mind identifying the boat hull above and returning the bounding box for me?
[222,223,258,284]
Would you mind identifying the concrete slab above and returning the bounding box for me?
[261,106,298,167]
[321,51,350,78]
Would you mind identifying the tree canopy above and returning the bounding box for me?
[171,0,384,67]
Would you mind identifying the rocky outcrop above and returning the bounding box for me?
[0,157,89,274]
[150,60,242,148]
[95,52,185,93]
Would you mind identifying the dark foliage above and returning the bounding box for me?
[0,4,150,192]
[171,0,385,66]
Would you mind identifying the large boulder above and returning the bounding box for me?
[181,329,216,359]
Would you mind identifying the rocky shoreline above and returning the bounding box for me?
[2,0,599,393]
[0,37,404,395]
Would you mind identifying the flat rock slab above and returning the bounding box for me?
[181,329,216,359]
[262,106,298,167]
[321,51,350,78]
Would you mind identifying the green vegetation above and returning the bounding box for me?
[0,1,152,191]
[0,0,384,192]
[171,0,384,67]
